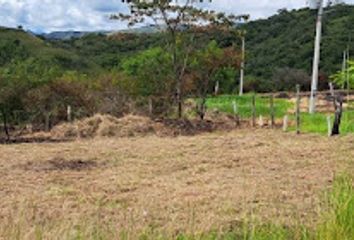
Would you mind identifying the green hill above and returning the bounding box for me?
[244,4,354,90]
[0,27,97,72]
[45,4,354,91]
[48,32,165,69]
[1,4,353,91]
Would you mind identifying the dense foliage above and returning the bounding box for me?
[45,4,354,92]
[244,4,354,91]
[331,60,354,89]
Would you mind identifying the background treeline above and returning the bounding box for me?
[0,4,353,131]
[47,4,354,91]
[0,26,240,131]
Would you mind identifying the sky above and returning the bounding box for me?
[0,0,353,33]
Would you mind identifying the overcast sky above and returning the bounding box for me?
[0,0,353,33]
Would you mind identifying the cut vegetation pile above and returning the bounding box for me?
[50,114,237,140]
[51,114,156,139]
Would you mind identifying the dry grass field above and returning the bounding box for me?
[0,129,353,239]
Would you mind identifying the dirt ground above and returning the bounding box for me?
[288,92,354,114]
[0,129,353,237]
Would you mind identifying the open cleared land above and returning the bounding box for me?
[0,129,353,239]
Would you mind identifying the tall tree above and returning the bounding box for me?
[112,0,247,118]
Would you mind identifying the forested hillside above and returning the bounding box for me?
[0,27,97,74]
[1,4,354,91]
[244,4,354,91]
[44,4,354,92]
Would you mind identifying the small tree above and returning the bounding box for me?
[330,60,354,90]
[190,41,240,120]
[0,76,29,140]
[25,76,96,128]
[122,47,172,97]
[112,0,247,118]
[122,47,174,115]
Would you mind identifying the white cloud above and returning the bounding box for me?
[0,0,128,32]
[0,0,353,32]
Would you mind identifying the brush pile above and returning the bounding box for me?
[50,114,238,140]
[51,114,156,139]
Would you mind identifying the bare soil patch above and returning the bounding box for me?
[16,157,99,172]
[288,92,354,114]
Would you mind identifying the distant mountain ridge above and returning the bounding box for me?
[40,31,102,40]
[37,26,160,40]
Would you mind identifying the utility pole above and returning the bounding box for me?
[346,47,350,103]
[239,34,245,96]
[342,50,347,88]
[309,0,324,114]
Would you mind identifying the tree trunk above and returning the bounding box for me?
[1,108,10,141]
[175,50,182,119]
[148,97,153,116]
[177,82,182,118]
[269,95,275,128]
[45,112,51,132]
[197,98,206,121]
[170,31,183,119]
[252,94,256,127]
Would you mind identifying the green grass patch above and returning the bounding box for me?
[205,94,292,119]
[289,111,354,135]
[206,94,353,135]
[315,174,354,240]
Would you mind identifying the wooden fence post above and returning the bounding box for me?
[329,82,335,97]
[45,112,50,132]
[1,110,10,141]
[283,115,288,132]
[232,100,240,126]
[67,105,72,122]
[148,97,153,116]
[327,115,332,137]
[252,94,256,127]
[296,84,301,134]
[214,81,219,96]
[270,94,275,128]
[259,115,264,127]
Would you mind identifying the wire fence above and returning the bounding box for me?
[0,90,353,141]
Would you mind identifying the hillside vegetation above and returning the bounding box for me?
[0,4,353,137]
[244,4,354,91]
[0,27,96,73]
[1,4,354,90]
[45,4,354,92]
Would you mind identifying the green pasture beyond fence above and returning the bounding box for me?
[206,94,354,135]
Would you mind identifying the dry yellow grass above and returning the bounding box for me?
[0,129,353,239]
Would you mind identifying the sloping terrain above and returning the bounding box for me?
[0,27,96,72]
[245,4,354,82]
